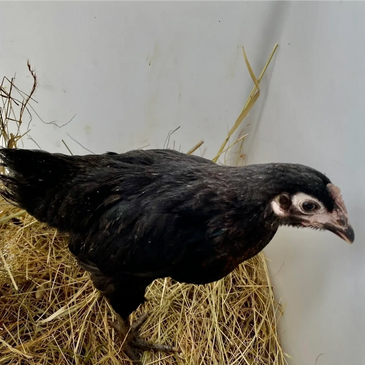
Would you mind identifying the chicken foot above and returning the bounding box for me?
[110,312,177,364]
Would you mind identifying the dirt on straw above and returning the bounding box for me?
[0,48,288,364]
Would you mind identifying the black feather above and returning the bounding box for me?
[0,148,333,318]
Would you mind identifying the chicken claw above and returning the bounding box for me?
[110,313,177,364]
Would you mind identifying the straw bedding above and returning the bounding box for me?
[0,204,286,364]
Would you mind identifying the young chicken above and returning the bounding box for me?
[0,148,354,364]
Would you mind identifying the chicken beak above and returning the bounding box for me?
[327,221,355,244]
[334,223,355,244]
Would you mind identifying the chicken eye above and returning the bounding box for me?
[301,201,319,213]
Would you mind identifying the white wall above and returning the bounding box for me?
[1,2,364,365]
[247,3,365,365]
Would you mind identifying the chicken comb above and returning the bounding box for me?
[327,183,348,214]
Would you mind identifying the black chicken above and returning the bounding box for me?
[0,148,354,363]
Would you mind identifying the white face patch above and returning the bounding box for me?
[291,193,326,215]
[291,193,330,227]
[271,192,327,224]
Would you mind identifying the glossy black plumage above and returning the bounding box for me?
[0,148,335,320]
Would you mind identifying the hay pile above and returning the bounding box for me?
[0,46,288,364]
[0,203,286,365]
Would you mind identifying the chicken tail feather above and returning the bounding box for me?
[0,148,82,230]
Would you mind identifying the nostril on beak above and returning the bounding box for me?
[337,218,347,226]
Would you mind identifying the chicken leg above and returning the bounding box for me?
[110,313,177,364]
